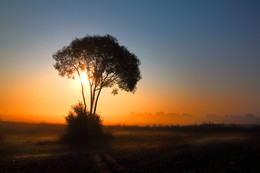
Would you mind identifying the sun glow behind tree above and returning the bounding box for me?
[53,34,141,117]
[1,1,260,124]
[76,70,89,86]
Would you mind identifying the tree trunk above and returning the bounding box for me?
[89,84,93,115]
[90,86,96,117]
[90,85,97,116]
[80,80,87,113]
[93,87,102,116]
[76,70,87,112]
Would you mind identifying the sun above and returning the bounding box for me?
[81,73,89,85]
[76,71,89,85]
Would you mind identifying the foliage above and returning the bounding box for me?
[53,35,141,115]
[63,102,104,142]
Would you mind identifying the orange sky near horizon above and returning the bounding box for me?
[1,64,259,124]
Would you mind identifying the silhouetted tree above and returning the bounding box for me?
[53,35,141,116]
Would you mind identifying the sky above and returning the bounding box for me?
[0,0,260,124]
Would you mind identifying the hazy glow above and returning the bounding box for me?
[0,1,260,124]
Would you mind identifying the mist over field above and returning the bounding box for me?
[106,113,260,125]
[1,113,260,126]
[1,121,260,172]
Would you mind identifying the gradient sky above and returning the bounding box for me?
[0,0,260,124]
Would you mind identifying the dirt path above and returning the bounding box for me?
[92,153,125,172]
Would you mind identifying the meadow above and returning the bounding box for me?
[1,121,260,172]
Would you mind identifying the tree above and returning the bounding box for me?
[53,35,141,116]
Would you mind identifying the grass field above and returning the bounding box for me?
[1,121,260,172]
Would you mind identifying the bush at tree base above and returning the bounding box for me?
[63,102,106,142]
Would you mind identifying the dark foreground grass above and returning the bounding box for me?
[0,121,260,172]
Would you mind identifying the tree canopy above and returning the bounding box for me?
[53,35,141,116]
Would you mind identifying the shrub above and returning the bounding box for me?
[63,102,104,142]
